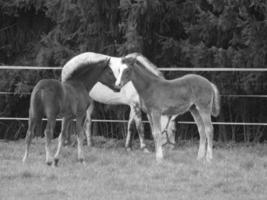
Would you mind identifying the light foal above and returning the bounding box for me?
[115,53,220,162]
[86,54,175,152]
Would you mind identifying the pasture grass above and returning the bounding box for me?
[0,137,267,200]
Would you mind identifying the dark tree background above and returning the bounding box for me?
[1,0,267,142]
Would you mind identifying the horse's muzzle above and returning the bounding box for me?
[115,81,123,89]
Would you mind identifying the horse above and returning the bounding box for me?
[86,82,148,152]
[59,53,148,151]
[86,54,176,152]
[22,52,128,165]
[115,53,220,162]
[22,79,91,165]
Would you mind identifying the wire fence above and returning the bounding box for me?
[1,65,267,126]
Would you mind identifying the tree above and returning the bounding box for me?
[1,0,267,141]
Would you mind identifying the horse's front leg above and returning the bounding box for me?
[125,107,135,151]
[150,111,164,162]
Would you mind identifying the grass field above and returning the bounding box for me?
[0,137,267,200]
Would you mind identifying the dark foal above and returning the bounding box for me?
[23,53,121,165]
[22,79,90,165]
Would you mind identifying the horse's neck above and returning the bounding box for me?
[131,65,160,95]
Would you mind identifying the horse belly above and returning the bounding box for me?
[89,82,126,104]
[161,101,192,116]
[89,82,139,105]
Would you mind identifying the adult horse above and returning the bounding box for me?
[22,52,128,165]
[87,82,148,152]
[115,53,220,162]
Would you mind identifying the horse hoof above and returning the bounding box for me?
[156,157,163,163]
[197,155,205,161]
[78,158,85,165]
[54,158,59,167]
[206,157,212,164]
[86,142,93,147]
[46,161,53,166]
[22,157,26,163]
[142,147,150,153]
[126,147,132,152]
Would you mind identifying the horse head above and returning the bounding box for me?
[98,57,121,91]
[115,54,139,88]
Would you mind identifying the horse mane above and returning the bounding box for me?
[125,53,164,79]
[61,52,110,82]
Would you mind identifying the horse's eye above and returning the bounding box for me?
[125,70,130,76]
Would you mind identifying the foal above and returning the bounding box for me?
[23,54,115,165]
[115,53,220,162]
[22,79,90,165]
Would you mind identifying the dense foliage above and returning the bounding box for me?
[1,0,267,142]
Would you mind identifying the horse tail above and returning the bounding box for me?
[23,86,44,162]
[211,83,220,117]
[28,84,44,136]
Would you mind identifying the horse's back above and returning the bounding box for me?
[177,74,214,91]
[180,74,220,114]
[182,74,210,84]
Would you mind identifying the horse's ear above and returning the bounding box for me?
[102,57,110,68]
[125,57,137,65]
[130,57,138,65]
[106,57,111,65]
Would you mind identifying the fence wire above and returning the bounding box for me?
[1,65,267,126]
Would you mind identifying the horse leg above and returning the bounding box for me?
[54,117,71,166]
[198,110,214,162]
[168,120,176,145]
[85,102,94,147]
[76,115,86,163]
[22,117,41,162]
[44,117,56,165]
[190,107,206,161]
[150,111,164,161]
[161,116,176,148]
[125,108,134,151]
[133,105,149,153]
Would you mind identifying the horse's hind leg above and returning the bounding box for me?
[76,115,86,163]
[44,117,56,165]
[198,109,214,162]
[190,107,206,161]
[149,111,164,161]
[85,102,94,147]
[54,117,71,166]
[22,117,41,162]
